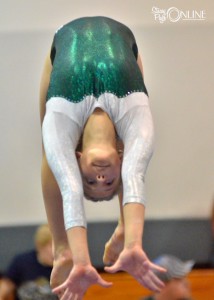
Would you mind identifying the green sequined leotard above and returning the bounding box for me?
[47,16,147,102]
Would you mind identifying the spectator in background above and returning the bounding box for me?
[141,255,194,300]
[0,224,53,300]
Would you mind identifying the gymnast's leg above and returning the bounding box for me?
[103,191,124,265]
[40,54,73,289]
[41,154,73,289]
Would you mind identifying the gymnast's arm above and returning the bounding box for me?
[118,101,154,236]
[40,53,90,265]
[105,103,164,292]
[42,112,86,228]
[122,53,154,207]
[40,53,87,227]
[122,53,154,243]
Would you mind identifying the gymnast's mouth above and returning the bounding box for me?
[92,162,110,168]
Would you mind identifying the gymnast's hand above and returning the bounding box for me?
[52,264,112,300]
[104,245,165,292]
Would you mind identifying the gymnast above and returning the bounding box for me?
[40,16,165,300]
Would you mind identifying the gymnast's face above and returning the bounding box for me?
[77,148,122,200]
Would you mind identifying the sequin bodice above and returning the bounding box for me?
[47,16,147,102]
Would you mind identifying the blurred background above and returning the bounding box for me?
[0,0,214,273]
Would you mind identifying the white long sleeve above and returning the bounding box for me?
[115,104,154,206]
[42,111,87,229]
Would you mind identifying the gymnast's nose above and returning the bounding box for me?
[96,175,106,182]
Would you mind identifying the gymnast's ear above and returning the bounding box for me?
[76,151,82,160]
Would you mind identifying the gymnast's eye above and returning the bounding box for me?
[106,180,114,186]
[87,179,96,185]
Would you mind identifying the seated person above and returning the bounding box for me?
[0,224,53,300]
[141,255,194,300]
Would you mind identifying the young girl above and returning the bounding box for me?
[40,16,165,300]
